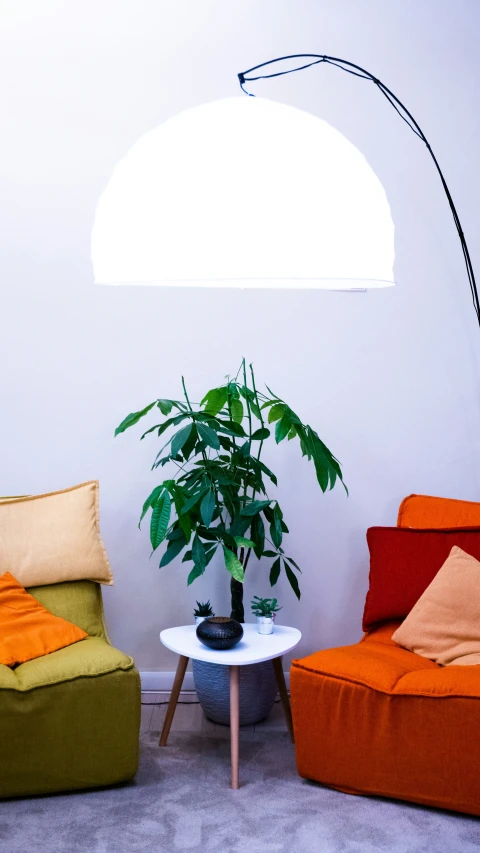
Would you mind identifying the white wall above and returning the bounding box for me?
[1,0,480,672]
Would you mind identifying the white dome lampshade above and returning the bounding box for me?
[91,96,395,289]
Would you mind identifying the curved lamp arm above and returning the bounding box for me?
[238,54,479,326]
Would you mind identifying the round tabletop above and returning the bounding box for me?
[160,623,302,666]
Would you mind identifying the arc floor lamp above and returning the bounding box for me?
[236,53,478,320]
[92,52,477,319]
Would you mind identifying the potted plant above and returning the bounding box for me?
[251,596,282,634]
[115,358,346,724]
[193,600,214,626]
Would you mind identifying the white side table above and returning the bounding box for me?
[159,623,301,789]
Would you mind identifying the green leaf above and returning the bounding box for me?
[270,504,283,548]
[230,398,244,424]
[229,515,252,538]
[200,489,216,528]
[238,440,251,460]
[269,557,281,586]
[240,500,271,517]
[157,399,173,416]
[251,427,270,440]
[139,423,163,440]
[138,485,164,528]
[159,532,187,567]
[192,534,206,572]
[166,527,185,541]
[275,412,292,443]
[263,550,277,557]
[285,556,302,573]
[187,564,204,585]
[287,425,297,441]
[251,513,265,560]
[150,492,171,550]
[205,544,218,565]
[263,505,274,523]
[265,384,281,399]
[215,420,246,437]
[212,528,237,550]
[267,403,285,424]
[197,422,221,450]
[240,386,262,420]
[255,459,278,487]
[270,520,282,549]
[171,424,193,458]
[180,424,198,461]
[222,547,245,582]
[180,487,208,516]
[148,414,185,442]
[115,402,156,436]
[285,561,301,599]
[233,537,255,548]
[201,387,228,417]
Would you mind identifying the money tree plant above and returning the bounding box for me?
[115,359,346,622]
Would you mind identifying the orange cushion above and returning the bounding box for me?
[0,572,87,667]
[397,493,480,528]
[291,623,480,815]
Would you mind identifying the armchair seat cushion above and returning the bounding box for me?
[0,637,134,692]
[291,622,480,815]
[0,636,139,798]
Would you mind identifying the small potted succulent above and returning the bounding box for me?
[251,596,282,634]
[193,600,214,626]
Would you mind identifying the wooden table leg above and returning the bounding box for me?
[159,654,189,747]
[230,665,240,789]
[272,656,294,742]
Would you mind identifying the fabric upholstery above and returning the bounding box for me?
[392,546,480,666]
[291,622,480,815]
[0,580,140,797]
[291,494,480,816]
[363,525,480,630]
[27,579,108,638]
[0,572,87,667]
[398,493,480,528]
[0,481,113,587]
[0,664,140,798]
[0,636,134,691]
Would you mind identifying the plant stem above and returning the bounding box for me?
[230,578,245,622]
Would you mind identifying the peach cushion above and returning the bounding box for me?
[0,481,113,587]
[0,572,87,667]
[392,546,480,666]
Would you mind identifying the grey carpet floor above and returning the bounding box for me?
[1,731,480,853]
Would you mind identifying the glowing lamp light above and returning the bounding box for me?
[91,96,395,289]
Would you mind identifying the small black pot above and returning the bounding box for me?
[196,616,244,650]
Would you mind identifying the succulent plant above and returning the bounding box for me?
[251,596,282,618]
[193,599,214,617]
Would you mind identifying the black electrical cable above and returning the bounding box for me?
[238,54,479,327]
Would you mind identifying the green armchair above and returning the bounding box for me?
[0,579,140,798]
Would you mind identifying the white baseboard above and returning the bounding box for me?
[140,670,290,693]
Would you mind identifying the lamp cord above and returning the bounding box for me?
[238,54,479,327]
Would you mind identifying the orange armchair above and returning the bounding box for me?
[290,495,480,816]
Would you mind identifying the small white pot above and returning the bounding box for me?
[194,615,208,626]
[257,615,275,635]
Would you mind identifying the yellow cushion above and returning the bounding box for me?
[393,546,480,666]
[0,481,113,587]
[0,572,87,667]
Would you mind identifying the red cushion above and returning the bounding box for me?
[363,527,480,631]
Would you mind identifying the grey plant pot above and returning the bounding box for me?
[192,659,277,726]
